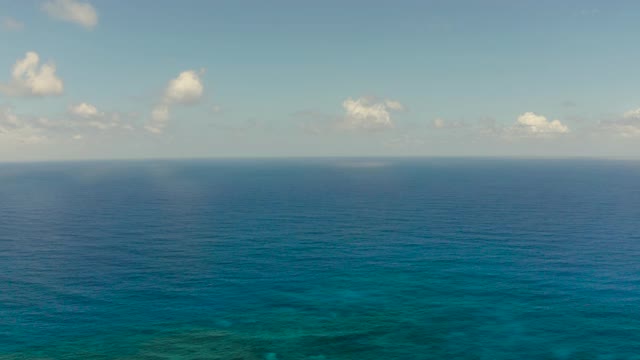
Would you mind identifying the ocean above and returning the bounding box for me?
[1,158,639,359]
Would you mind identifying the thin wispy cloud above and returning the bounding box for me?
[432,118,467,130]
[68,102,135,131]
[41,0,98,29]
[2,17,24,31]
[596,108,640,138]
[0,106,48,144]
[0,102,137,147]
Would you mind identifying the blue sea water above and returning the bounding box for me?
[1,158,639,359]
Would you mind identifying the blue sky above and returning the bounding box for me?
[1,0,640,160]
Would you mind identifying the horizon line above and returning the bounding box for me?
[2,154,640,165]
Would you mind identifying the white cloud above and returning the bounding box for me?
[597,108,640,138]
[68,102,101,118]
[2,17,24,31]
[0,52,64,97]
[164,70,204,104]
[623,108,640,120]
[384,99,405,111]
[513,112,569,135]
[89,120,133,132]
[1,104,136,146]
[606,124,640,138]
[151,104,170,122]
[476,113,570,139]
[146,70,205,134]
[146,104,170,134]
[41,0,98,29]
[67,102,133,131]
[341,96,403,131]
[0,107,22,131]
[0,107,48,144]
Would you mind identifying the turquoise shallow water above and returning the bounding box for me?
[1,159,640,359]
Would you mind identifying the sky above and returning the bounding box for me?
[1,0,640,161]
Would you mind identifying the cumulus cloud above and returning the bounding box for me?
[0,52,64,97]
[41,0,98,29]
[164,70,204,104]
[295,97,404,134]
[2,17,24,31]
[340,96,404,131]
[512,112,570,135]
[146,70,205,134]
[69,102,101,118]
[475,113,570,139]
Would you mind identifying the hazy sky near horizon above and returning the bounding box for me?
[1,0,640,161]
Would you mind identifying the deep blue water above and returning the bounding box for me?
[1,158,640,359]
